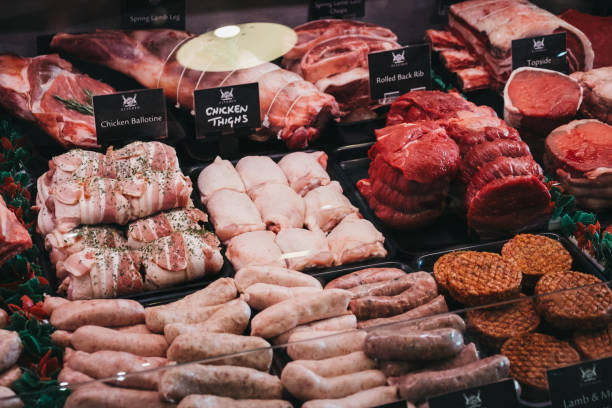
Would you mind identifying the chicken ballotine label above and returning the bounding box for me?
[512,32,568,74]
[194,83,261,139]
[120,0,185,30]
[309,0,365,20]
[93,88,168,145]
[428,379,519,408]
[368,44,431,103]
[548,357,612,408]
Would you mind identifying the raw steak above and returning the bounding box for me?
[50,30,341,149]
[449,0,593,87]
[0,54,114,148]
[467,176,552,237]
[544,119,612,211]
[386,90,476,125]
[570,67,612,125]
[504,67,583,137]
[560,9,612,69]
[0,195,32,266]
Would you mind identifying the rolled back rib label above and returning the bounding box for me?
[368,44,431,103]
[93,88,168,145]
[194,83,261,139]
[511,33,568,73]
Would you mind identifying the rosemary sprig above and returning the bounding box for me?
[53,88,95,116]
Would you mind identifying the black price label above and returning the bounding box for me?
[120,0,185,30]
[368,44,431,103]
[548,357,612,408]
[511,32,568,73]
[194,83,261,139]
[93,88,167,145]
[309,0,365,20]
[428,379,519,408]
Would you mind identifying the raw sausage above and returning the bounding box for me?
[357,295,448,329]
[301,386,399,408]
[234,265,322,291]
[57,367,94,385]
[145,278,237,332]
[159,364,283,401]
[167,333,272,371]
[164,299,251,343]
[64,382,176,408]
[287,330,367,360]
[0,330,21,373]
[251,289,351,338]
[245,283,321,310]
[272,314,357,345]
[373,313,466,333]
[349,273,438,319]
[365,328,464,361]
[281,362,385,400]
[388,354,510,401]
[0,366,21,388]
[0,386,22,408]
[42,296,70,315]
[177,395,291,408]
[117,324,153,334]
[379,343,479,377]
[347,273,430,298]
[325,268,407,289]
[146,303,224,333]
[66,350,167,390]
[51,330,73,347]
[70,326,167,357]
[291,352,376,377]
[50,299,145,331]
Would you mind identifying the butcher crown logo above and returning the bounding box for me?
[532,38,545,51]
[122,94,138,109]
[392,50,406,64]
[463,391,482,408]
[580,365,598,383]
[220,88,235,103]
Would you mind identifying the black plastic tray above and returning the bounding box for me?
[186,150,397,278]
[330,142,551,260]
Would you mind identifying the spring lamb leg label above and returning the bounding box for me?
[511,33,568,74]
[120,0,185,30]
[548,357,612,408]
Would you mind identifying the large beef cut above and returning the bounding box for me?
[0,195,32,267]
[560,9,612,69]
[449,0,593,87]
[570,67,612,125]
[0,54,114,148]
[357,121,460,228]
[544,119,612,211]
[504,67,583,159]
[282,20,400,112]
[50,30,341,149]
[361,90,551,236]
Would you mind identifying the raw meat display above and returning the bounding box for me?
[0,196,32,267]
[570,67,612,125]
[35,142,223,299]
[504,67,583,144]
[544,119,612,211]
[282,20,401,111]
[357,121,459,229]
[50,30,341,149]
[560,9,612,69]
[0,54,114,148]
[360,90,551,236]
[198,152,387,271]
[197,156,245,205]
[426,0,594,91]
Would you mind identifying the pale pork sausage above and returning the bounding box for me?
[287,330,367,360]
[301,386,399,408]
[50,299,144,331]
[70,326,167,357]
